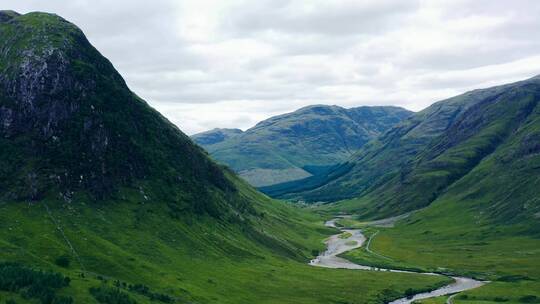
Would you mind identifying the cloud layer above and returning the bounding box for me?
[9,0,540,134]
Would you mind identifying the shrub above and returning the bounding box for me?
[55,255,71,268]
[404,288,416,299]
[0,262,72,304]
[519,295,539,303]
[128,283,174,303]
[375,288,401,304]
[497,275,531,282]
[89,286,136,304]
[52,296,73,304]
[494,297,509,302]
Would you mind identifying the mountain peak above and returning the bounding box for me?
[0,10,20,22]
[195,105,412,187]
[0,11,235,211]
[0,11,124,139]
[297,104,343,112]
[192,128,244,145]
[279,75,540,222]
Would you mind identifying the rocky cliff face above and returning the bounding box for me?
[0,12,235,213]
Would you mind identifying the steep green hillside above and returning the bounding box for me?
[312,76,540,303]
[0,10,234,213]
[0,178,450,304]
[0,11,448,304]
[193,105,412,187]
[333,109,540,300]
[282,76,540,219]
[338,172,540,304]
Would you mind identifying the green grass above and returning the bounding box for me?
[288,76,540,219]
[3,10,537,304]
[338,196,540,304]
[0,11,447,304]
[315,76,540,302]
[341,226,428,273]
[0,181,452,304]
[335,217,373,229]
[414,295,449,304]
[195,105,412,186]
[455,281,540,304]
[338,232,352,239]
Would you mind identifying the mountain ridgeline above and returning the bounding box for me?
[0,11,455,304]
[273,75,540,227]
[193,105,412,187]
[0,10,241,217]
[1,9,539,304]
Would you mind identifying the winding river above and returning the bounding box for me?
[309,218,486,304]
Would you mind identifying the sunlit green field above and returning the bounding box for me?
[0,186,450,304]
[338,199,540,304]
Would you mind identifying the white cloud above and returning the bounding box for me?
[6,0,540,134]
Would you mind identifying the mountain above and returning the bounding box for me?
[191,128,243,146]
[193,105,412,187]
[277,75,540,224]
[0,10,237,215]
[0,11,448,304]
[326,76,540,303]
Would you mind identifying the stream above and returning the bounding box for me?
[309,218,486,304]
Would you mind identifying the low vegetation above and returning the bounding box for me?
[2,10,538,304]
[0,262,72,304]
[194,105,411,187]
[89,286,136,304]
[341,200,540,303]
[338,232,352,239]
[0,189,453,303]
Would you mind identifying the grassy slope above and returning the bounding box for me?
[276,90,484,203]
[328,79,540,303]
[195,105,411,186]
[0,11,450,304]
[0,178,449,304]
[0,11,238,207]
[286,78,540,218]
[342,206,540,304]
[339,161,540,304]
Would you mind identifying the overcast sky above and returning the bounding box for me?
[7,0,540,134]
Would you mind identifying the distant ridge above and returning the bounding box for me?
[192,128,243,145]
[274,75,540,227]
[193,105,412,186]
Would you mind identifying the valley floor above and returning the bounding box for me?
[0,197,450,304]
[336,208,540,304]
